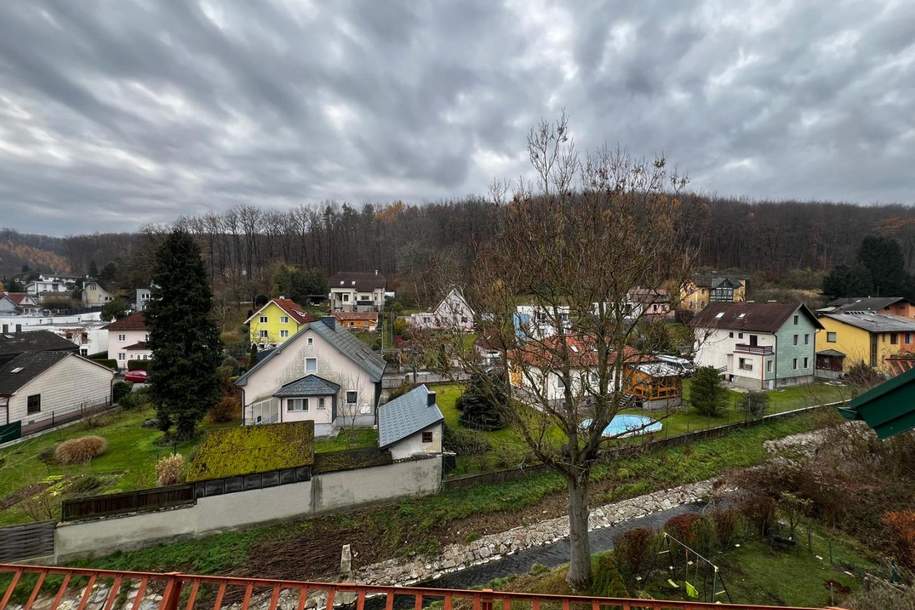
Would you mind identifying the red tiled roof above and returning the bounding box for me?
[104,312,147,331]
[272,298,316,324]
[512,336,644,369]
[0,292,32,305]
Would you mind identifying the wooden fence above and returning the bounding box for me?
[0,522,55,562]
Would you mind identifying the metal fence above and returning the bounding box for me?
[18,399,114,439]
[60,465,313,521]
[0,563,832,610]
[0,523,55,562]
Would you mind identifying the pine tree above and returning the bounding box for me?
[690,366,726,417]
[146,230,223,439]
[458,371,508,431]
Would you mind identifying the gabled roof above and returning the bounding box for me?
[816,348,846,357]
[826,296,910,313]
[839,366,915,438]
[821,312,915,333]
[690,302,822,333]
[627,287,670,304]
[244,298,315,325]
[0,292,34,305]
[273,374,341,397]
[435,288,475,315]
[0,330,78,356]
[104,312,146,331]
[693,274,745,289]
[329,272,386,292]
[378,385,444,448]
[333,311,379,322]
[0,352,111,395]
[236,318,386,386]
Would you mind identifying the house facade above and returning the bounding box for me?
[816,312,915,375]
[514,305,571,340]
[82,280,115,307]
[0,293,39,314]
[680,276,747,313]
[135,288,153,311]
[105,312,151,369]
[328,272,387,312]
[245,298,315,349]
[625,288,674,320]
[691,302,821,390]
[407,288,475,331]
[333,311,379,332]
[26,275,78,297]
[0,352,113,428]
[235,317,386,436]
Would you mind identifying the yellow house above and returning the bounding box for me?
[245,297,316,348]
[816,312,915,374]
[679,275,747,313]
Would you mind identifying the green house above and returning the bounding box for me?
[839,367,915,439]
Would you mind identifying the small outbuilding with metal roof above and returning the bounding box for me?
[378,385,444,460]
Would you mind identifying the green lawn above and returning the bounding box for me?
[314,428,378,453]
[77,410,837,575]
[438,380,849,476]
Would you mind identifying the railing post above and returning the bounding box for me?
[159,573,183,610]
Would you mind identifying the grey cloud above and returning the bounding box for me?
[0,0,912,235]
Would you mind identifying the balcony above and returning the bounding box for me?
[734,343,773,355]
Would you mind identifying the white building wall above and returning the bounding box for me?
[693,327,776,388]
[107,329,149,368]
[242,326,378,426]
[389,422,443,460]
[7,356,113,425]
[279,396,335,425]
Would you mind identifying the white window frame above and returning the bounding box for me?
[281,316,289,324]
[287,398,309,412]
[280,329,289,338]
[259,330,268,338]
[345,391,358,405]
[827,331,837,342]
[260,315,268,323]
[318,397,326,410]
[118,353,126,361]
[305,357,317,372]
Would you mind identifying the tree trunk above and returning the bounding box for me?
[566,476,592,590]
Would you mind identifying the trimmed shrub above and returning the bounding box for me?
[54,436,107,465]
[113,381,131,404]
[156,453,186,486]
[186,422,314,481]
[208,395,240,423]
[127,359,149,371]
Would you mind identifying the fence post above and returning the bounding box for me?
[159,573,183,610]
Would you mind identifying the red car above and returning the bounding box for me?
[124,370,148,383]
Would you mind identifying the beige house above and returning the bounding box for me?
[82,280,116,308]
[235,317,386,436]
[105,312,151,369]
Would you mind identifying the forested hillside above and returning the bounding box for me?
[3,195,915,305]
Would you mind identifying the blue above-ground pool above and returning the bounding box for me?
[580,414,662,438]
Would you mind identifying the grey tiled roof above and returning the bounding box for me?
[823,312,915,333]
[236,319,386,386]
[0,331,78,356]
[273,374,341,397]
[378,385,444,448]
[0,351,70,395]
[827,296,908,312]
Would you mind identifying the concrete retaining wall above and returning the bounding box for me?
[54,456,441,561]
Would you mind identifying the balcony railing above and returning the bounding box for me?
[734,344,773,355]
[0,564,835,610]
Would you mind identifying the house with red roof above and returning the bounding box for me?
[104,312,151,369]
[245,297,317,349]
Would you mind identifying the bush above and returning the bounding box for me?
[54,436,108,464]
[90,358,118,370]
[613,527,655,581]
[882,511,915,570]
[664,513,702,546]
[127,359,149,371]
[690,366,726,417]
[442,423,491,455]
[590,554,629,598]
[186,422,314,481]
[458,371,509,431]
[119,386,152,410]
[743,391,769,419]
[711,508,741,549]
[156,453,186,486]
[113,381,131,404]
[208,395,240,423]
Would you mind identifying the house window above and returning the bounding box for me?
[793,334,798,345]
[305,358,317,372]
[27,394,40,414]
[281,316,289,324]
[287,398,308,412]
[259,330,268,338]
[766,360,772,373]
[793,315,799,325]
[346,391,358,405]
[342,294,350,302]
[422,430,434,443]
[803,357,809,368]
[260,315,268,323]
[827,331,837,342]
[793,358,798,370]
[738,333,743,339]
[118,352,126,361]
[318,397,326,410]
[804,334,809,345]
[307,337,314,346]
[118,334,126,341]
[728,332,733,338]
[907,333,912,345]
[280,330,289,338]
[891,333,898,345]
[738,358,752,371]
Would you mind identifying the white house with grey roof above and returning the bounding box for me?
[378,385,444,460]
[235,317,386,436]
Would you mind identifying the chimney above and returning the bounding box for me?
[321,316,336,331]
[427,390,437,407]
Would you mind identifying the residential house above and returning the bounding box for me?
[25,275,78,297]
[818,296,915,319]
[407,288,475,331]
[0,330,78,366]
[135,288,153,311]
[377,385,444,460]
[624,288,673,320]
[9,322,108,357]
[514,304,571,340]
[691,302,822,390]
[0,352,113,429]
[235,317,386,436]
[0,294,17,315]
[105,312,151,369]
[328,271,388,312]
[81,280,116,307]
[245,297,316,348]
[815,312,915,376]
[680,275,748,313]
[0,293,39,314]
[333,311,379,332]
[474,333,503,368]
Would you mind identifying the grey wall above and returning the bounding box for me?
[54,456,441,561]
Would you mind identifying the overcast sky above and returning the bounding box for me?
[0,1,913,235]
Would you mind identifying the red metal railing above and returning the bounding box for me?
[0,564,838,610]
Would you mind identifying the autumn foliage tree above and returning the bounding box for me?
[428,113,696,589]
